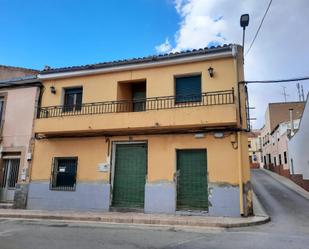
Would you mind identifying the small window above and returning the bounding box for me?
[274,156,277,166]
[50,157,77,191]
[63,87,83,112]
[279,154,282,165]
[284,151,288,164]
[175,75,201,103]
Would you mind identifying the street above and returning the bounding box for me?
[0,169,308,249]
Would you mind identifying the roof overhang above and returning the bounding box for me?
[38,47,237,80]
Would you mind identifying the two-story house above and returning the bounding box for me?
[28,44,251,217]
[0,75,41,208]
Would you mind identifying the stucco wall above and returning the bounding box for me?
[288,98,309,179]
[0,86,38,181]
[41,59,237,106]
[30,132,248,215]
[31,133,247,184]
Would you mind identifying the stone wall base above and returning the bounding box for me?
[13,183,29,209]
[27,181,110,211]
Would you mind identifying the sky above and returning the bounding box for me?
[1,0,309,129]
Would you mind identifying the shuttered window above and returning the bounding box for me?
[175,75,201,103]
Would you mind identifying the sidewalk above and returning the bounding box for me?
[261,168,309,200]
[0,194,269,229]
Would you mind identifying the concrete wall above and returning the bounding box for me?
[288,97,309,179]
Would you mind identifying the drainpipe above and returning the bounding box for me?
[289,108,294,136]
[237,131,244,215]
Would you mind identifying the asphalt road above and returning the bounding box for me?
[0,169,308,249]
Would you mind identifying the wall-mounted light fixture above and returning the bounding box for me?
[194,133,205,139]
[213,132,224,138]
[208,67,214,78]
[50,86,56,94]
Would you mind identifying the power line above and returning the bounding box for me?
[240,76,309,84]
[245,0,273,56]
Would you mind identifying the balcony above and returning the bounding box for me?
[35,89,238,137]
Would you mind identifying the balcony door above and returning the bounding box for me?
[0,158,20,202]
[132,83,146,112]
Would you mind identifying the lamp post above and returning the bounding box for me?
[240,14,250,56]
[240,14,250,131]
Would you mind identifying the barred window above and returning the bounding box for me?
[50,157,77,191]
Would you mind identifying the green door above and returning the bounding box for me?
[112,143,147,208]
[176,149,208,210]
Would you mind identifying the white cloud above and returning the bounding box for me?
[155,38,172,53]
[156,0,309,128]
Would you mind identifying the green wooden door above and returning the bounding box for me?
[112,143,147,208]
[176,149,208,210]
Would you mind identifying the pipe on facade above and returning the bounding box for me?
[237,131,244,215]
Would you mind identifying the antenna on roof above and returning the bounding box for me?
[280,86,289,102]
[296,83,302,101]
[301,84,305,101]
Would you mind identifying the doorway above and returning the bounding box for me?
[112,143,147,209]
[0,158,20,202]
[176,149,208,211]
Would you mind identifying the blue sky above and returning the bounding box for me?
[0,0,179,69]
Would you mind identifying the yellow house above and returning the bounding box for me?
[28,44,251,216]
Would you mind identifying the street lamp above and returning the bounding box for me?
[240,14,249,53]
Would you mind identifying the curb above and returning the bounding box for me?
[0,211,270,229]
[252,190,270,223]
[261,168,309,200]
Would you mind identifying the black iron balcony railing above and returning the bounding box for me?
[37,89,234,119]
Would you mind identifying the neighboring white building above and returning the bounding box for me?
[248,131,262,168]
[260,102,305,170]
[288,95,309,181]
[269,119,300,174]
